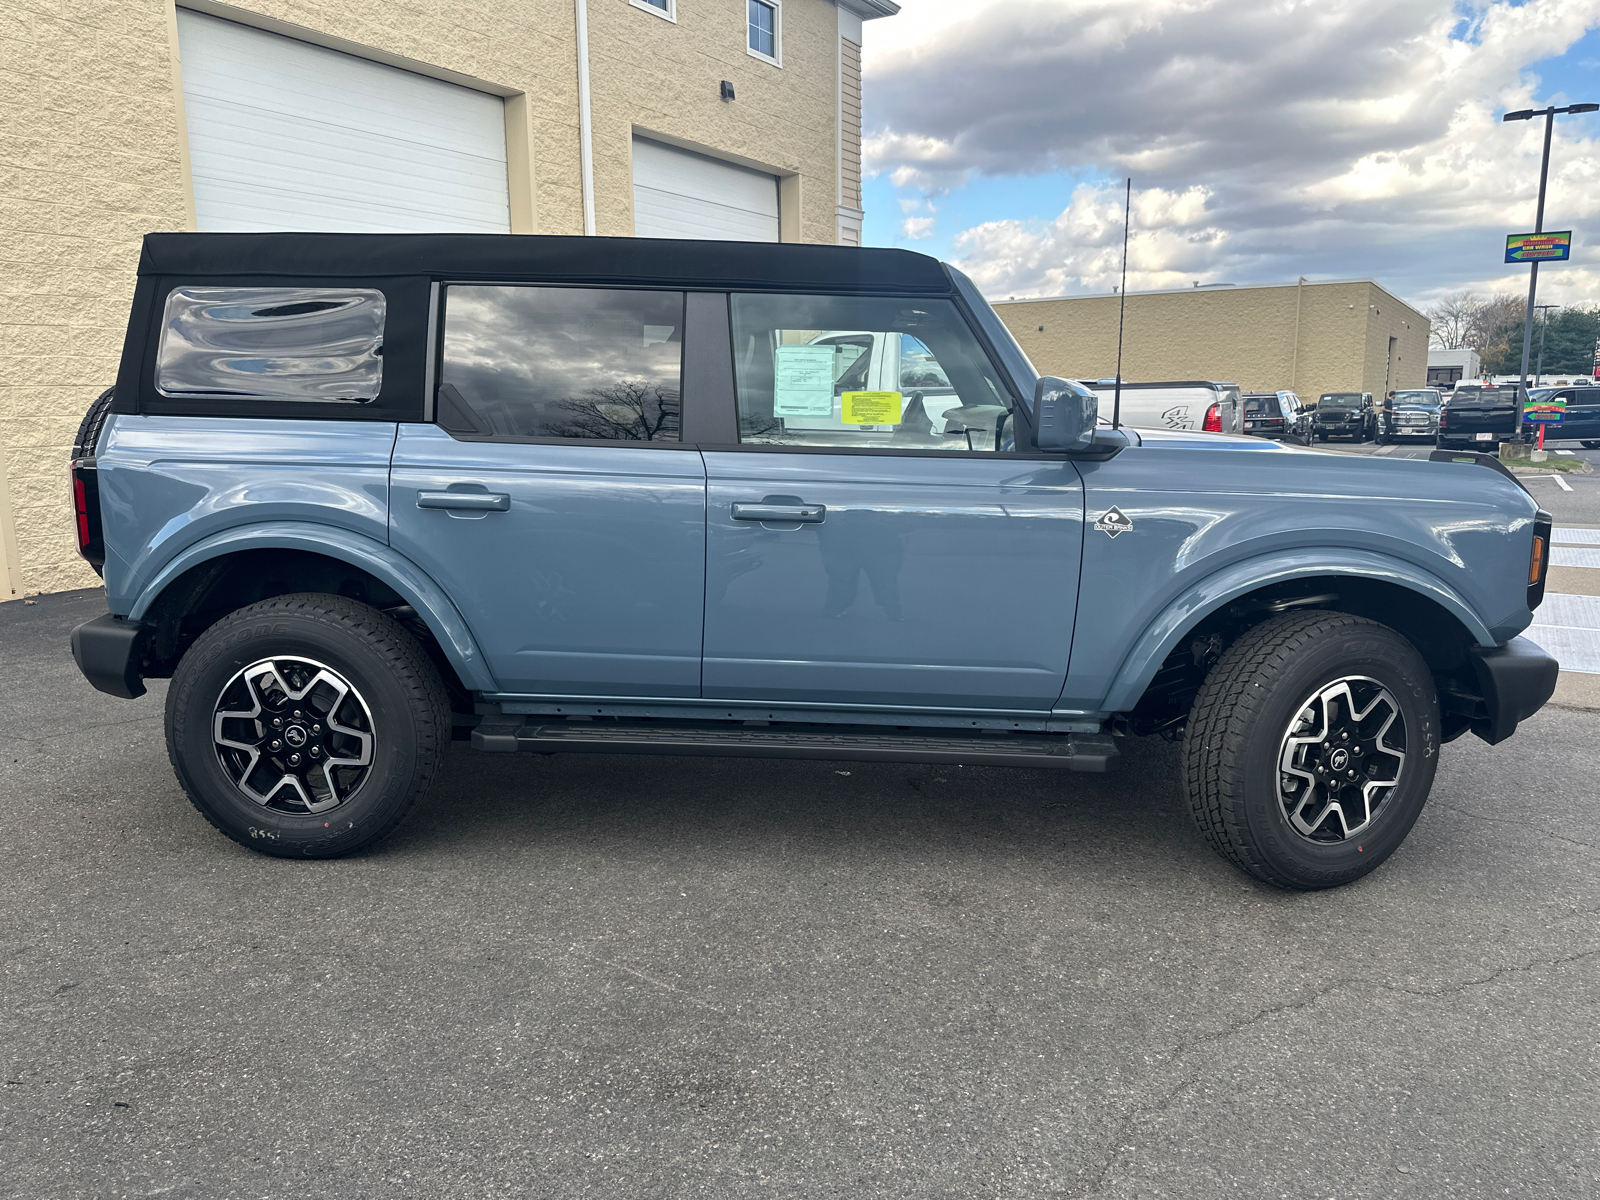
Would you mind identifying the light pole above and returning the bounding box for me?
[1503,103,1598,395]
[1534,303,1558,385]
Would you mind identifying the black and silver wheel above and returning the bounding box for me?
[1182,610,1439,889]
[166,594,450,857]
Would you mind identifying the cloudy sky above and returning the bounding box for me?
[860,0,1600,310]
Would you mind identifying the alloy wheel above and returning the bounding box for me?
[1276,676,1406,842]
[212,656,375,814]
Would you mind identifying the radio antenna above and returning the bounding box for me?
[1112,178,1131,430]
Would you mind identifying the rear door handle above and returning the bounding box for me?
[731,502,826,523]
[417,490,510,512]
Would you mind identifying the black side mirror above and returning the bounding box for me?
[1032,377,1097,451]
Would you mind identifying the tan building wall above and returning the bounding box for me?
[0,0,887,597]
[995,280,1430,405]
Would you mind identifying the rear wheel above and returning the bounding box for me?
[165,594,450,858]
[1182,610,1439,890]
[1583,440,1600,450]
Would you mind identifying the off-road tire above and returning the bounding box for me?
[73,387,115,458]
[1181,610,1440,890]
[166,594,450,858]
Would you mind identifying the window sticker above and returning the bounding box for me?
[772,345,836,417]
[842,391,902,426]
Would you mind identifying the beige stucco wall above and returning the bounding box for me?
[589,0,843,245]
[996,280,1429,404]
[0,0,857,597]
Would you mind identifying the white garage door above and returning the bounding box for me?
[632,138,779,242]
[175,11,510,233]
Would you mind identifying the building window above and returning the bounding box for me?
[630,0,675,22]
[748,0,779,64]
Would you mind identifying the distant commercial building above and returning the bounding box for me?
[994,279,1429,406]
[1427,349,1481,389]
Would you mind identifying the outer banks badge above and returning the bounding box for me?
[1095,506,1133,538]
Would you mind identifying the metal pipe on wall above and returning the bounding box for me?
[574,0,596,235]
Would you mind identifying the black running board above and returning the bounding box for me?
[471,717,1118,772]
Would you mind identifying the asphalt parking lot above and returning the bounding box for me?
[3,589,1598,1200]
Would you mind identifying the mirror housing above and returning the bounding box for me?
[1032,376,1098,451]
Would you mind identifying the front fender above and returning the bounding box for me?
[1097,548,1495,714]
[127,521,496,692]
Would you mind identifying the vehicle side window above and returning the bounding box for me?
[729,294,1015,452]
[155,286,385,403]
[438,286,684,442]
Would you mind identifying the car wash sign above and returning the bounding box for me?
[1525,393,1567,424]
[1506,231,1572,263]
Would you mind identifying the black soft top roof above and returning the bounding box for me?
[138,232,955,295]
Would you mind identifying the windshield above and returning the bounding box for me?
[1391,391,1439,406]
[1319,393,1361,408]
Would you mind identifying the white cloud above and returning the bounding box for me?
[863,0,1600,302]
[902,216,937,239]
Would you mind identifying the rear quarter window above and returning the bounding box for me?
[155,286,386,403]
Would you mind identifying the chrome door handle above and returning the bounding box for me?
[417,490,510,512]
[731,502,826,523]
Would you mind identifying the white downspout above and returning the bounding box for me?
[575,0,596,235]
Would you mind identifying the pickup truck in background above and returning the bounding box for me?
[1085,380,1246,435]
[1437,384,1530,451]
[67,232,1558,893]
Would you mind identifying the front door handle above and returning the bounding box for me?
[417,490,510,512]
[731,502,826,523]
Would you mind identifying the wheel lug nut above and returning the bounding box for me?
[289,753,301,766]
[293,710,302,718]
[271,718,282,729]
[269,739,281,750]
[1347,769,1356,779]
[312,724,321,733]
[1340,730,1350,740]
[310,746,322,758]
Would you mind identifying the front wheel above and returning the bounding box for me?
[165,594,450,857]
[1182,610,1439,890]
[1583,440,1600,450]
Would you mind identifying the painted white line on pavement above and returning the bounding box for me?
[1554,527,1600,544]
[1376,445,1396,455]
[1552,547,1600,568]
[1527,592,1600,675]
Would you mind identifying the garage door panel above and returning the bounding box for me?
[177,10,510,233]
[632,137,779,242]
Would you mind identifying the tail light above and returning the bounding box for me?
[1437,408,1449,429]
[1203,403,1222,432]
[70,458,104,572]
[1528,510,1552,609]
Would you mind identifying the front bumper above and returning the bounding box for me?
[71,612,148,699]
[1468,636,1559,744]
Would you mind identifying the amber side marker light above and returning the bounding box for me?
[1530,534,1546,585]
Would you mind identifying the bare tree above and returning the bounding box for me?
[552,380,680,441]
[1465,294,1529,374]
[1424,290,1482,349]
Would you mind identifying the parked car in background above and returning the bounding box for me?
[1085,380,1245,435]
[1242,390,1310,442]
[1528,385,1600,449]
[1312,392,1376,442]
[67,232,1558,893]
[1377,389,1442,444]
[1437,383,1530,451]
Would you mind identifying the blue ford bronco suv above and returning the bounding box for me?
[68,233,1558,890]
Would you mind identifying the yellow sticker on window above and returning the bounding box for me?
[841,391,902,426]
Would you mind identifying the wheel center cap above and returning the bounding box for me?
[284,725,309,749]
[1328,747,1349,772]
